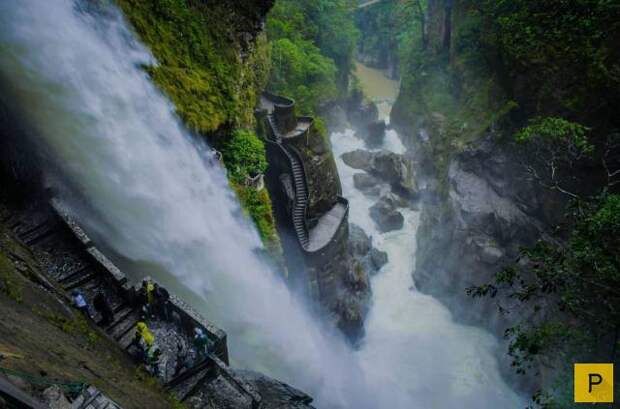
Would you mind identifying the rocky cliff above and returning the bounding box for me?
[390,0,570,330]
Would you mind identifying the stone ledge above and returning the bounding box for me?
[50,199,93,247]
[212,356,262,408]
[86,247,128,286]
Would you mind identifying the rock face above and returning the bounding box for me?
[403,132,565,327]
[236,371,315,409]
[369,195,405,233]
[259,94,370,342]
[341,149,418,198]
[289,127,342,220]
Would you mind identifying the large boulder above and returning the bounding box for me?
[349,223,372,256]
[355,120,386,148]
[370,247,389,270]
[369,196,404,232]
[346,88,379,129]
[353,173,382,196]
[342,150,418,198]
[341,150,373,170]
[364,121,387,148]
[42,386,71,409]
[349,223,389,276]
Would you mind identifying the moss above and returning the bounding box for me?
[37,309,100,347]
[116,0,280,254]
[234,184,281,255]
[219,129,268,184]
[116,0,269,132]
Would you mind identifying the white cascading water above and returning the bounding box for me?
[0,1,524,408]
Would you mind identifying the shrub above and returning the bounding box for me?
[221,130,268,183]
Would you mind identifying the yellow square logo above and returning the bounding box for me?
[574,363,614,403]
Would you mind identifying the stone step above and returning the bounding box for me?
[20,221,59,246]
[58,265,90,284]
[111,300,127,314]
[13,217,48,237]
[81,279,103,293]
[108,310,141,341]
[118,326,138,350]
[63,271,98,291]
[104,307,133,331]
[170,363,217,402]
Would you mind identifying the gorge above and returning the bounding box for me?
[0,1,618,408]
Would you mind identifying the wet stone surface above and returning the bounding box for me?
[145,318,197,382]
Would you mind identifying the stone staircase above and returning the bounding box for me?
[6,206,140,345]
[3,200,266,408]
[267,113,310,249]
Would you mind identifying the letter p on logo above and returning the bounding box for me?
[574,364,614,403]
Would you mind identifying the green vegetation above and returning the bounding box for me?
[234,185,278,254]
[116,0,270,133]
[219,129,279,250]
[380,1,619,405]
[116,0,279,254]
[221,130,268,183]
[266,0,359,114]
[468,0,620,119]
[469,194,620,407]
[515,117,591,150]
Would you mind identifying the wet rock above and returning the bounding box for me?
[348,223,388,275]
[467,235,505,265]
[342,150,418,197]
[346,88,379,129]
[353,173,382,196]
[349,223,371,256]
[369,196,404,232]
[370,248,388,271]
[363,121,387,148]
[42,386,71,409]
[237,371,315,409]
[320,103,349,132]
[341,150,373,170]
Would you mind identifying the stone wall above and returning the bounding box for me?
[258,94,370,340]
[52,199,230,364]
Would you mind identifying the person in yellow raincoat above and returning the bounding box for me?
[135,322,155,347]
[130,321,155,364]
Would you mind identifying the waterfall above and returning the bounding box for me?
[0,1,524,408]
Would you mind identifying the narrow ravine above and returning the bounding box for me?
[331,62,524,408]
